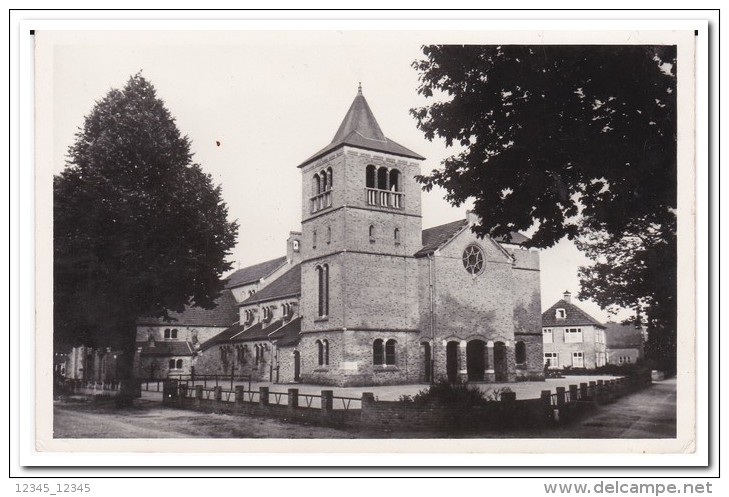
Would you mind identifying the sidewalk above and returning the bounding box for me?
[542,377,677,438]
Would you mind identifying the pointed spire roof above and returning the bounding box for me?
[298,85,425,168]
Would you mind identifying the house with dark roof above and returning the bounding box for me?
[604,322,646,365]
[189,86,543,385]
[541,291,607,370]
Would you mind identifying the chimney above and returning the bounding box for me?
[563,290,572,304]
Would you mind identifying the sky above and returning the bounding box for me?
[45,29,633,322]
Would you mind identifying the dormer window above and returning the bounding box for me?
[164,328,178,340]
[556,308,566,319]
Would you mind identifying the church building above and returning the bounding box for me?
[135,86,544,386]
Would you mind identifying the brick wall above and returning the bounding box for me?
[194,339,273,381]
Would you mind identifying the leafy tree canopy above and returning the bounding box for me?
[54,74,238,356]
[412,45,677,372]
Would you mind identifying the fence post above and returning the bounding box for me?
[162,380,178,405]
[588,381,597,401]
[195,385,204,407]
[569,384,578,403]
[214,386,222,406]
[259,386,269,406]
[579,382,588,401]
[288,388,299,410]
[596,380,605,404]
[541,390,553,424]
[555,387,566,422]
[179,383,188,401]
[321,390,333,413]
[235,386,245,409]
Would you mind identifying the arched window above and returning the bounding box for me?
[373,339,384,365]
[385,339,397,365]
[369,225,375,242]
[326,167,333,190]
[377,167,389,190]
[323,339,329,365]
[389,169,401,192]
[176,359,183,369]
[317,264,329,317]
[320,170,328,194]
[515,341,526,364]
[313,173,321,195]
[366,165,376,188]
[394,228,400,244]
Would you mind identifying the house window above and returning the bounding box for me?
[164,328,178,340]
[544,352,559,369]
[168,359,176,369]
[596,352,606,367]
[596,329,605,344]
[462,244,485,275]
[572,352,584,368]
[515,341,526,364]
[176,359,183,369]
[317,264,329,317]
[394,228,400,244]
[543,328,553,343]
[564,328,583,343]
[369,225,376,242]
[373,339,384,365]
[556,308,566,319]
[237,346,246,364]
[254,344,261,366]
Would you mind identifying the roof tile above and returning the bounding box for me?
[542,299,605,328]
[224,256,288,289]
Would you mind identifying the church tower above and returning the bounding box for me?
[297,85,425,386]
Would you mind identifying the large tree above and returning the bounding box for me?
[54,74,238,383]
[411,45,677,373]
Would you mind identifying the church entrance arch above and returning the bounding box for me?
[422,342,432,383]
[493,342,508,382]
[446,341,459,383]
[466,340,486,381]
[293,351,301,382]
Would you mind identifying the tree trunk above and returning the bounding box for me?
[114,317,141,404]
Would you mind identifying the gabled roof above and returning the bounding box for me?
[415,218,529,257]
[136,341,194,357]
[604,322,645,348]
[224,256,288,289]
[542,299,606,329]
[268,317,302,347]
[415,219,469,257]
[242,264,301,305]
[298,87,425,168]
[136,290,239,327]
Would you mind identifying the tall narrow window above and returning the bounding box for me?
[385,339,397,365]
[326,167,333,190]
[369,225,375,242]
[543,328,553,343]
[377,167,389,190]
[373,339,384,365]
[327,226,331,244]
[394,228,400,244]
[176,359,183,369]
[313,230,317,249]
[313,173,321,195]
[317,264,329,317]
[317,340,324,366]
[323,339,329,365]
[168,359,175,369]
[389,169,401,191]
